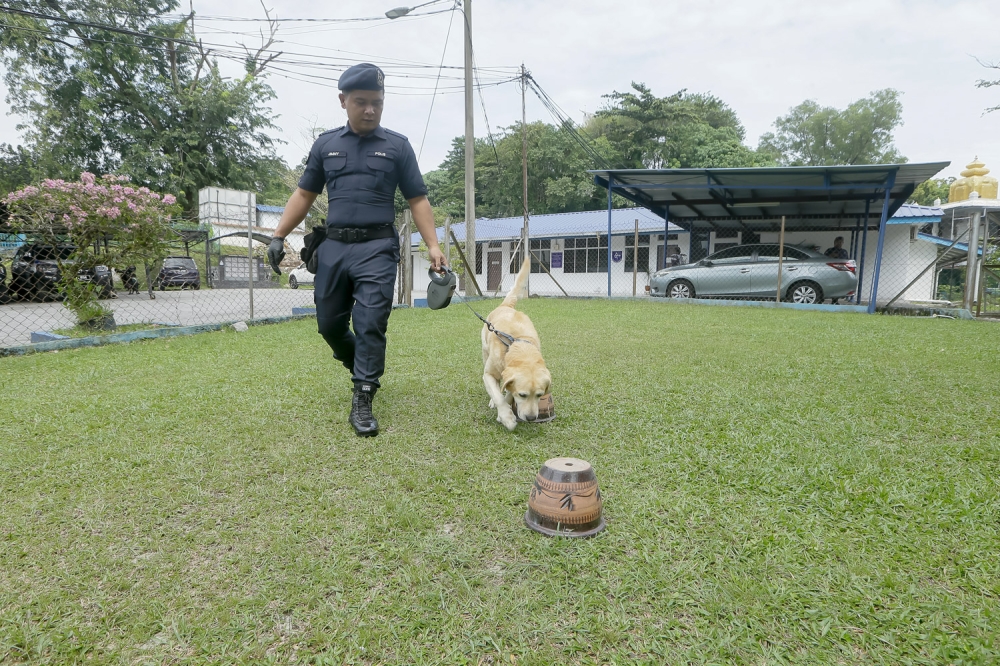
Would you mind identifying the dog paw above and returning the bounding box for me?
[489,398,495,409]
[498,412,517,431]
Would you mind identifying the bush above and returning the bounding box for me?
[3,173,180,324]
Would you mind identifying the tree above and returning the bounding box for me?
[425,123,614,220]
[0,1,285,216]
[425,84,768,219]
[758,89,906,166]
[593,84,772,169]
[909,177,954,206]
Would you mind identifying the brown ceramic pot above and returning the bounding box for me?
[513,393,556,423]
[525,457,605,537]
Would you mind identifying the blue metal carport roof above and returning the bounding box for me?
[589,162,950,230]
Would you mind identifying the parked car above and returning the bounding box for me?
[287,262,314,289]
[648,243,857,304]
[8,243,114,300]
[0,261,8,303]
[153,256,200,290]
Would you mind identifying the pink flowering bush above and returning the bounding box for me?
[3,173,181,326]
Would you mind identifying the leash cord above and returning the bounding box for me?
[458,297,519,348]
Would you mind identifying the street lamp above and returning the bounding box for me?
[384,0,448,19]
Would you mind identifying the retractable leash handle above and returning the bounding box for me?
[426,266,457,310]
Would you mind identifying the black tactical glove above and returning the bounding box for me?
[267,236,285,275]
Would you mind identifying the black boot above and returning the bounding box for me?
[350,384,379,437]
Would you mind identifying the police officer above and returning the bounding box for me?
[268,63,446,437]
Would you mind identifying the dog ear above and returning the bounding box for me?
[501,368,516,394]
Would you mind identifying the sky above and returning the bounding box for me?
[2,0,999,181]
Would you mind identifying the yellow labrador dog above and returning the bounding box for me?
[482,257,552,431]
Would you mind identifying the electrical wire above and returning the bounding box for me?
[416,2,457,160]
[526,73,613,169]
[0,18,517,89]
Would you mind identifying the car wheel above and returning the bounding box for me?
[193,283,200,290]
[289,275,298,289]
[787,281,823,304]
[667,279,695,299]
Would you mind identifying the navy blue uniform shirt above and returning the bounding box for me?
[298,123,427,228]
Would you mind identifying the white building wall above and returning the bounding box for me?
[198,186,305,252]
[411,232,692,297]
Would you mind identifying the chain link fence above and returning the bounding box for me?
[4,196,997,351]
[0,186,405,351]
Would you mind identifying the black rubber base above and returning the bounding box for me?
[524,511,606,538]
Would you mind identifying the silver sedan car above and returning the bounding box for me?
[648,244,857,303]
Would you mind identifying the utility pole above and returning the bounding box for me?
[463,0,475,292]
[521,64,529,295]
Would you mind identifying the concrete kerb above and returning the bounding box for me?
[0,313,318,357]
[2,303,423,357]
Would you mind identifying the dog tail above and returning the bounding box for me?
[501,256,530,308]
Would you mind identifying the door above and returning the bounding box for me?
[695,245,754,297]
[487,251,502,291]
[751,245,808,298]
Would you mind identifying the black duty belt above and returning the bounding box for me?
[325,225,396,243]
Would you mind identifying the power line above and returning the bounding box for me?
[0,4,519,76]
[0,19,517,88]
[526,73,613,169]
[0,4,196,45]
[417,4,457,161]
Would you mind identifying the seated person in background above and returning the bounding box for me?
[825,236,850,304]
[824,236,849,260]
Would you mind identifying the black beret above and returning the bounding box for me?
[339,63,385,92]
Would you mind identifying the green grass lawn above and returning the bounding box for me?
[2,300,999,665]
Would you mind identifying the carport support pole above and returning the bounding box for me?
[247,192,254,320]
[607,174,614,298]
[849,215,860,302]
[867,171,896,314]
[632,218,639,297]
[775,215,786,303]
[663,207,670,270]
[857,199,871,306]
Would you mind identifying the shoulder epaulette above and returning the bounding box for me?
[383,128,410,141]
[318,126,345,137]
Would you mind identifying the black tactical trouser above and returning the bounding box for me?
[314,236,399,390]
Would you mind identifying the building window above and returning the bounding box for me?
[564,235,608,273]
[509,242,523,273]
[624,234,650,272]
[530,239,550,273]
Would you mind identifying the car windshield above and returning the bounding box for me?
[28,245,75,261]
[164,258,196,268]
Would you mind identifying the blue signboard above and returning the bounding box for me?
[551,252,563,269]
[612,250,623,263]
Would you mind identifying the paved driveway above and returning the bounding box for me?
[1,287,319,347]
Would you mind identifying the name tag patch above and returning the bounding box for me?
[374,151,387,157]
[327,151,343,157]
